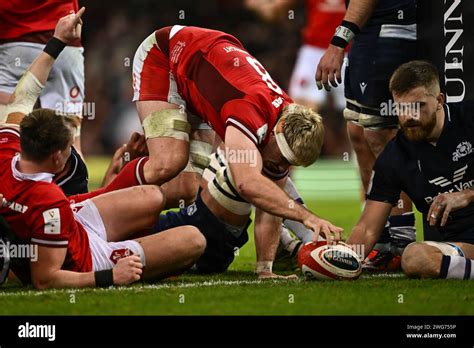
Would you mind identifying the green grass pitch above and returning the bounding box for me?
[1,158,473,315]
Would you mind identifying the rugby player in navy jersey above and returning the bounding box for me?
[316,0,418,271]
[347,61,474,279]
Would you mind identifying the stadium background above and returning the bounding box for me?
[2,0,474,316]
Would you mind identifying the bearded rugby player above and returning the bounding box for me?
[347,61,474,279]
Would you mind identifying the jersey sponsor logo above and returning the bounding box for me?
[425,165,473,203]
[170,41,186,64]
[110,248,134,264]
[256,124,268,144]
[452,141,473,162]
[1,197,28,214]
[223,45,247,54]
[42,208,61,235]
[71,204,85,214]
[428,164,468,187]
[272,97,284,108]
[69,86,80,99]
[187,202,197,216]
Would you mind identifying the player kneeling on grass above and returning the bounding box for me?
[346,60,474,279]
[0,9,206,289]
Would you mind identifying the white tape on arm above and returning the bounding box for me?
[4,71,44,117]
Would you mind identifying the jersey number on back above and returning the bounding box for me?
[246,57,283,95]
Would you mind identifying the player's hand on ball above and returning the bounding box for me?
[112,255,143,285]
[428,191,474,227]
[258,272,298,280]
[53,6,85,45]
[315,44,345,91]
[303,215,343,245]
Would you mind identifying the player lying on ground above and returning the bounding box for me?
[346,61,474,279]
[0,9,205,289]
[132,25,343,245]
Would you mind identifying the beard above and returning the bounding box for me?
[401,113,437,142]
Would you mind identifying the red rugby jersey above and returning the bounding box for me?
[0,0,79,43]
[159,26,293,148]
[0,127,92,284]
[302,0,346,48]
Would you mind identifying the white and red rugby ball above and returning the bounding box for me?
[297,241,362,280]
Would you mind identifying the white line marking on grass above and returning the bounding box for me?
[0,279,290,297]
[362,273,405,278]
[0,274,404,298]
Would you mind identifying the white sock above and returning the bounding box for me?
[440,255,473,279]
[283,177,313,243]
[280,226,294,250]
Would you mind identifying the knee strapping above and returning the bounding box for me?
[142,109,191,141]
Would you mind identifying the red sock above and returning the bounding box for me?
[105,156,149,191]
[69,157,149,204]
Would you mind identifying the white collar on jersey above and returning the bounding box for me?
[11,154,54,183]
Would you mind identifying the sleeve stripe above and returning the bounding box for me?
[0,128,20,137]
[226,118,258,145]
[31,238,69,246]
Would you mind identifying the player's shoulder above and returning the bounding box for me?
[28,182,69,207]
[377,130,411,167]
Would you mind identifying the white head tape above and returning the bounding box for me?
[275,131,300,166]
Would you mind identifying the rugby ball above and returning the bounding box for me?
[297,241,362,280]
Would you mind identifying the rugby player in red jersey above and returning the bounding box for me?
[132,25,343,246]
[0,9,205,289]
[0,0,85,154]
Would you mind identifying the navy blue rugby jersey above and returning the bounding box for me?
[345,0,416,27]
[367,101,474,240]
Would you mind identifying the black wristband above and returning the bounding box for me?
[43,37,67,59]
[341,20,361,36]
[94,269,114,287]
[331,20,361,49]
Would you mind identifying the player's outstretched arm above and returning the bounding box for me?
[3,7,85,126]
[254,206,298,280]
[225,126,343,244]
[31,245,142,289]
[346,199,392,258]
[315,0,377,91]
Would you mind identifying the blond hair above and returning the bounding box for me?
[280,103,324,167]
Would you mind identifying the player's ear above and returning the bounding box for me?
[51,150,62,166]
[437,92,445,108]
